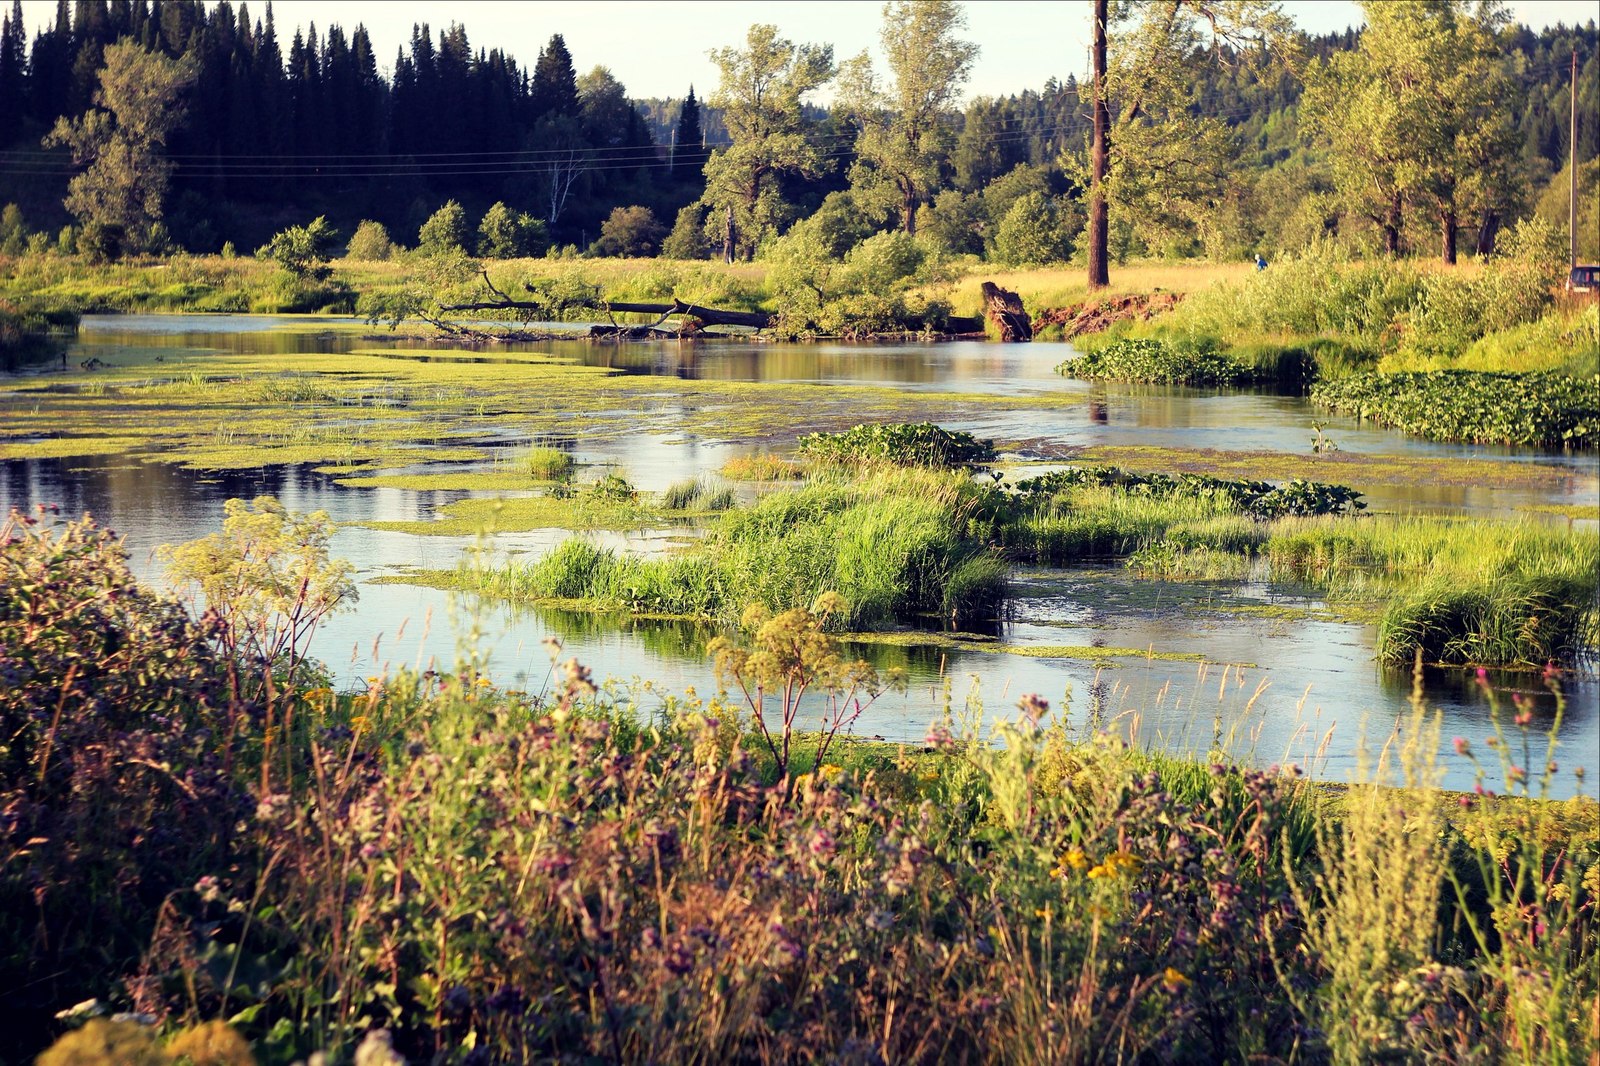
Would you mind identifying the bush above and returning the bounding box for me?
[418,199,471,255]
[1059,338,1262,386]
[345,219,395,261]
[265,215,339,280]
[0,202,26,255]
[476,202,549,258]
[662,203,710,259]
[1011,465,1366,519]
[797,422,997,467]
[591,205,666,258]
[0,508,244,1028]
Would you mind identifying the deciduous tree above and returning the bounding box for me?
[44,39,196,254]
[837,0,978,234]
[702,24,834,261]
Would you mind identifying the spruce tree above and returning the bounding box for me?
[672,85,703,179]
[531,33,578,118]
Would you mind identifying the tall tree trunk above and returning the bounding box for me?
[903,186,917,235]
[722,204,734,264]
[1087,0,1110,291]
[1383,192,1402,256]
[1475,210,1500,257]
[1441,206,1457,265]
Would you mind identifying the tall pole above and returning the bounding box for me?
[1088,0,1110,290]
[1571,48,1579,270]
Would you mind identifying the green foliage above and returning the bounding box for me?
[1378,576,1596,668]
[264,216,339,281]
[478,469,1007,629]
[0,201,24,255]
[1011,465,1366,519]
[159,496,356,691]
[417,199,471,255]
[765,226,953,336]
[0,507,241,1032]
[590,205,665,258]
[476,202,549,259]
[524,445,574,480]
[344,219,395,262]
[661,203,710,259]
[1060,338,1262,386]
[835,0,977,231]
[1311,370,1600,446]
[991,190,1077,267]
[702,24,836,258]
[796,421,996,467]
[43,41,197,252]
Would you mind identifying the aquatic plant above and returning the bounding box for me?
[1057,338,1261,386]
[796,422,997,467]
[1011,465,1366,518]
[1310,370,1600,447]
[524,445,575,480]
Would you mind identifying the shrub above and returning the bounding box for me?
[418,199,471,255]
[661,202,710,259]
[1010,465,1366,518]
[797,422,997,467]
[1059,338,1262,386]
[476,202,549,258]
[265,215,339,280]
[591,205,666,258]
[0,508,244,1029]
[345,219,395,261]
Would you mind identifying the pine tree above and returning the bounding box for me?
[0,1,27,146]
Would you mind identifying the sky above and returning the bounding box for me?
[12,0,1598,102]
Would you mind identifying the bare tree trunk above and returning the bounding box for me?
[1475,210,1500,257]
[1441,207,1458,265]
[904,186,917,235]
[1088,0,1111,291]
[1384,193,1403,257]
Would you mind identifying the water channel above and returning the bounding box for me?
[4,314,1596,796]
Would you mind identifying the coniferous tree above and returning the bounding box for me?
[531,33,578,118]
[672,85,703,179]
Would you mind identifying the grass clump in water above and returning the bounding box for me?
[722,453,806,481]
[1058,338,1260,386]
[467,468,1007,630]
[797,422,997,468]
[525,445,575,480]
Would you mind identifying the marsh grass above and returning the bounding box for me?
[466,468,1008,629]
[523,444,575,480]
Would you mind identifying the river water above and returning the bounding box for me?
[3,314,1596,796]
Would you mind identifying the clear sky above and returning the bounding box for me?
[13,0,1598,101]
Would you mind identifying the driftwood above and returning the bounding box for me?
[981,282,1032,342]
[434,270,999,340]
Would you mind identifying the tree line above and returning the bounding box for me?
[0,0,1593,274]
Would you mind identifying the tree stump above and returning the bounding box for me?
[981,282,1032,342]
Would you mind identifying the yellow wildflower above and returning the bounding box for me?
[1162,967,1190,992]
[1087,864,1111,879]
[350,715,370,735]
[819,764,844,780]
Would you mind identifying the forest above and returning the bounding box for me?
[0,0,1594,263]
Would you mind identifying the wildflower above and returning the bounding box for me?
[818,764,844,781]
[1514,708,1533,728]
[1508,766,1528,785]
[1475,667,1489,682]
[1452,737,1470,756]
[476,676,492,688]
[193,876,222,903]
[1161,967,1191,992]
[1051,847,1088,878]
[919,771,940,783]
[1087,863,1111,879]
[350,714,370,735]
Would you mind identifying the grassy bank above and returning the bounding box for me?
[7,503,1596,1064]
